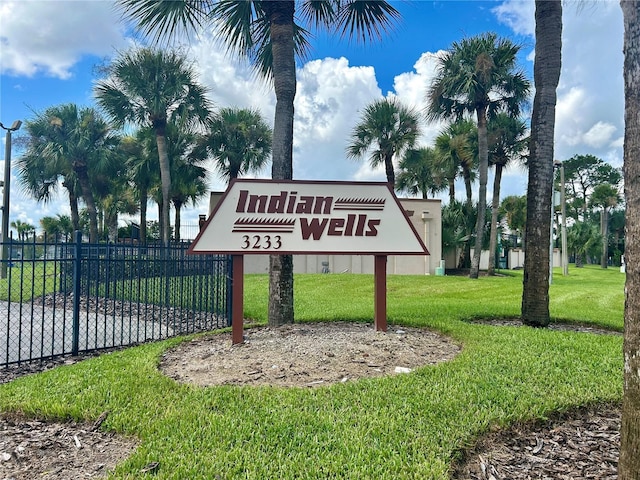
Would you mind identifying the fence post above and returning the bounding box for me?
[71,230,82,356]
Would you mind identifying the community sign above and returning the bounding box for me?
[188,179,429,256]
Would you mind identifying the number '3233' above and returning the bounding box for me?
[241,235,282,250]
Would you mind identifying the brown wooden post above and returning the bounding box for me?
[231,255,244,344]
[374,255,387,331]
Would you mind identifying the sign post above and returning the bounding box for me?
[188,180,428,344]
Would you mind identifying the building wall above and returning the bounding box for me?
[207,192,442,275]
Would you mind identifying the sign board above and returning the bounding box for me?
[188,180,429,255]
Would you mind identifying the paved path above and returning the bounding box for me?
[0,301,173,364]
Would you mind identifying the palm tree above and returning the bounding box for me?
[621,4,640,471]
[18,104,117,242]
[10,220,35,241]
[193,107,272,183]
[347,97,421,185]
[434,119,476,205]
[94,47,212,246]
[521,0,562,327]
[427,32,531,279]
[395,147,447,199]
[171,161,208,242]
[116,0,400,326]
[500,195,527,248]
[567,221,600,268]
[590,183,621,269]
[487,113,528,275]
[166,123,209,242]
[120,130,161,244]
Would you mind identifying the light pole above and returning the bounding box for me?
[557,160,568,276]
[0,120,22,279]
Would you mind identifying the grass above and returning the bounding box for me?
[0,265,624,479]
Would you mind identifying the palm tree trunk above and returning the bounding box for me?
[620,3,640,477]
[470,108,489,279]
[174,202,182,242]
[139,189,148,244]
[521,0,562,327]
[488,164,504,275]
[601,208,608,268]
[463,169,473,206]
[448,180,455,204]
[75,166,99,243]
[384,153,395,185]
[155,125,172,246]
[64,180,81,233]
[265,0,296,327]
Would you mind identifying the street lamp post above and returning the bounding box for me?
[558,161,568,276]
[0,120,22,279]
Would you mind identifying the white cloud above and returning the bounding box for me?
[0,0,625,230]
[555,2,623,163]
[493,0,535,36]
[0,0,127,78]
[583,121,617,149]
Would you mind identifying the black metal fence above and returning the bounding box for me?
[0,232,231,367]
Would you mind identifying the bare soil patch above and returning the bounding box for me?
[160,322,460,388]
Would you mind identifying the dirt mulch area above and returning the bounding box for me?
[0,320,624,479]
[160,322,461,388]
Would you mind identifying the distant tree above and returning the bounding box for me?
[95,47,212,245]
[567,221,600,267]
[442,200,477,269]
[193,107,272,184]
[395,147,447,199]
[428,32,531,279]
[166,125,209,242]
[120,130,161,244]
[19,104,117,242]
[347,97,421,186]
[562,154,622,221]
[434,119,476,205]
[487,113,528,275]
[499,195,527,247]
[10,220,35,241]
[591,183,622,269]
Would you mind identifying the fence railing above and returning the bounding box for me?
[0,232,231,367]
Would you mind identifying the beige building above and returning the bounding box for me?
[207,192,442,275]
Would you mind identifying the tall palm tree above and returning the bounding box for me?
[521,0,562,327]
[120,130,161,244]
[427,32,531,279]
[591,183,621,269]
[621,3,640,473]
[18,104,117,243]
[487,113,528,275]
[94,47,212,246]
[166,123,209,242]
[395,147,447,199]
[347,97,421,185]
[434,119,476,205]
[193,107,272,183]
[116,0,400,326]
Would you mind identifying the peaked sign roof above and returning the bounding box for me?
[188,180,429,256]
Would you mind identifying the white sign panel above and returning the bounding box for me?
[188,180,429,255]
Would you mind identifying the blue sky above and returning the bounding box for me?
[0,0,624,236]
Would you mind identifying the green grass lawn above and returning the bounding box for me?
[0,265,624,479]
